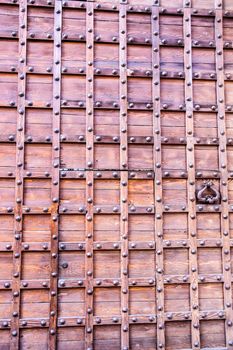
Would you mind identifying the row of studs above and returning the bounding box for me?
[152,4,165,349]
[183,4,200,348]
[85,2,94,349]
[215,2,233,347]
[48,0,62,345]
[119,2,129,350]
[10,0,27,346]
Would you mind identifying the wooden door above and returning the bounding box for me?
[0,0,233,349]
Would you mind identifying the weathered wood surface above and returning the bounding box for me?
[0,0,233,349]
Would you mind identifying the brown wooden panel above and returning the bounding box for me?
[0,1,232,349]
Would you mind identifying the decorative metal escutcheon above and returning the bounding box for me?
[196,180,220,204]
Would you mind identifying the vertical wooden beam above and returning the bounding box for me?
[49,0,62,348]
[85,2,94,349]
[10,1,27,348]
[215,1,233,347]
[119,2,129,350]
[183,2,200,349]
[152,5,165,349]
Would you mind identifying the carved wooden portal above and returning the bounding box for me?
[0,0,233,349]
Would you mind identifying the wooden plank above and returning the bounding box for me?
[48,0,62,348]
[183,1,200,348]
[152,4,165,349]
[119,2,129,350]
[10,1,27,348]
[85,2,94,349]
[215,1,233,348]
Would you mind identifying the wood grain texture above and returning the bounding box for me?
[0,0,232,349]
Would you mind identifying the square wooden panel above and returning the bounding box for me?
[27,40,53,69]
[61,75,86,102]
[94,179,120,206]
[94,109,119,136]
[127,45,151,71]
[60,143,85,169]
[59,251,85,279]
[63,8,85,37]
[195,145,219,171]
[57,327,85,350]
[21,289,49,318]
[26,108,52,140]
[24,179,51,206]
[0,215,14,243]
[60,179,86,206]
[160,79,184,109]
[128,110,152,137]
[0,179,14,206]
[24,144,52,171]
[196,213,221,239]
[225,81,233,106]
[162,145,186,172]
[199,283,224,311]
[20,329,49,350]
[193,80,216,106]
[128,145,153,170]
[129,324,157,350]
[94,251,120,278]
[128,214,154,241]
[226,112,233,138]
[21,252,50,280]
[129,287,156,315]
[95,76,119,103]
[200,320,226,348]
[160,15,183,40]
[0,330,11,350]
[0,252,12,279]
[23,214,50,242]
[94,215,120,241]
[224,50,233,76]
[26,74,53,105]
[128,179,154,207]
[129,250,155,278]
[192,48,215,74]
[0,38,18,67]
[0,107,17,137]
[127,12,151,42]
[191,16,214,41]
[223,17,233,41]
[164,284,190,313]
[128,77,152,103]
[62,42,86,70]
[165,321,192,350]
[58,288,85,317]
[0,290,11,318]
[94,287,120,316]
[0,73,17,104]
[95,43,119,70]
[160,47,184,72]
[164,248,189,275]
[59,214,85,242]
[0,4,18,34]
[161,111,185,138]
[227,146,233,172]
[28,7,53,37]
[61,108,86,137]
[194,112,217,138]
[93,325,121,350]
[94,144,120,169]
[197,248,222,274]
[163,213,188,240]
[162,179,187,209]
[0,143,16,170]
[95,10,118,41]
